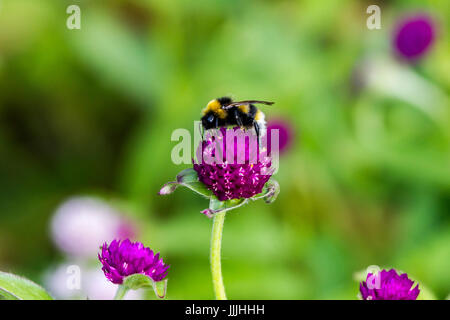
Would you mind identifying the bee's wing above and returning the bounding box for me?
[222,100,275,110]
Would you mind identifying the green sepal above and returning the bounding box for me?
[201,179,280,217]
[122,274,167,299]
[253,179,280,204]
[265,179,280,203]
[153,279,168,299]
[201,197,248,218]
[123,273,153,290]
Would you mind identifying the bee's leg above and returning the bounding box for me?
[237,117,244,128]
[228,108,243,128]
[254,121,260,140]
[235,113,244,128]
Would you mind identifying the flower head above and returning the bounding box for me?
[360,269,420,300]
[193,127,273,201]
[160,125,279,217]
[393,14,436,61]
[98,239,169,284]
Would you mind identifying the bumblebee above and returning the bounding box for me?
[200,97,274,138]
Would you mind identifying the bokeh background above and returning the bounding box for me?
[0,0,449,299]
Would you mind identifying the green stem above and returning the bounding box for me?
[114,285,128,300]
[210,211,227,300]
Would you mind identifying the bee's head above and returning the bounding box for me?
[201,112,217,129]
[202,98,230,119]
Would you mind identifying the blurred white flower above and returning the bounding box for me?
[83,269,142,300]
[43,263,83,300]
[50,196,135,258]
[43,263,143,300]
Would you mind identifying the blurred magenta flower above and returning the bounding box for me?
[193,127,273,201]
[393,14,436,61]
[98,239,169,285]
[360,269,420,300]
[267,118,294,155]
[50,197,136,258]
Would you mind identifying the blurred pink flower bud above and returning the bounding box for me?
[393,13,436,61]
[50,197,136,258]
[267,118,295,155]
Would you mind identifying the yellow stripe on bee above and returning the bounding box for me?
[202,99,227,119]
[238,104,250,114]
[255,110,263,121]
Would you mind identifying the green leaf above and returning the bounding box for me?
[176,168,199,183]
[182,181,213,198]
[122,274,167,299]
[0,271,53,300]
[158,168,213,198]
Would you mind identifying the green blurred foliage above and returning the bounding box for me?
[0,0,449,299]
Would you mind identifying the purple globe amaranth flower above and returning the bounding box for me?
[159,125,279,217]
[193,127,273,201]
[360,269,420,300]
[393,14,436,61]
[98,239,169,285]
